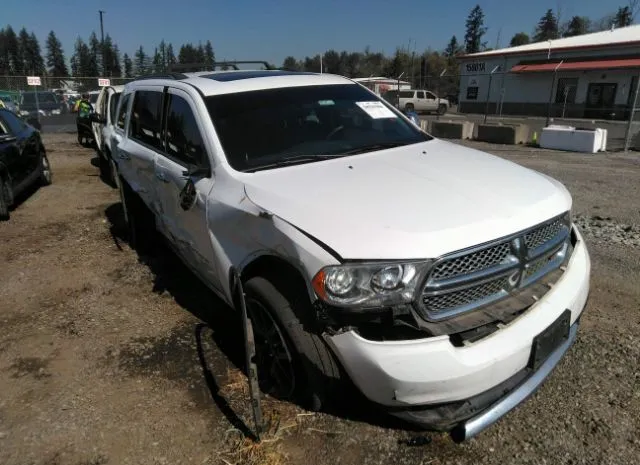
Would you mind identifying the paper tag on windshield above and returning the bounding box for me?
[355,101,397,119]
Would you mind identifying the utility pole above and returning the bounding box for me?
[99,10,106,75]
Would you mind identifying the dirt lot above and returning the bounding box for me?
[1,134,639,465]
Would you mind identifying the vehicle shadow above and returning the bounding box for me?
[8,179,47,213]
[103,202,424,438]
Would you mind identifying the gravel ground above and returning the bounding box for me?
[0,134,638,465]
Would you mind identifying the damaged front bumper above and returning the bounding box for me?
[323,229,590,441]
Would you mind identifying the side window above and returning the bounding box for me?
[129,90,164,150]
[0,109,26,134]
[416,91,425,99]
[117,93,131,130]
[109,93,121,125]
[164,94,207,167]
[399,91,414,98]
[426,92,436,100]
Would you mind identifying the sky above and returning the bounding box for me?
[1,0,625,67]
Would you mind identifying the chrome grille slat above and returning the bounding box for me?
[419,214,571,321]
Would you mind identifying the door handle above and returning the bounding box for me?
[155,170,169,182]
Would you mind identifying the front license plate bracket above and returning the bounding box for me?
[528,309,571,371]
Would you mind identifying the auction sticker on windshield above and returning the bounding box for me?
[356,101,397,119]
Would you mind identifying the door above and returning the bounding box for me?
[415,91,426,111]
[153,88,221,292]
[92,88,108,148]
[118,87,165,209]
[0,109,38,187]
[585,83,617,119]
[425,91,438,112]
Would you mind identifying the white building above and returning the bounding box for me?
[352,77,411,95]
[457,25,640,120]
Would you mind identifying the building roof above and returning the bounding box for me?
[460,24,640,59]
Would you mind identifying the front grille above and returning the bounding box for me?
[423,278,509,313]
[430,242,511,280]
[418,213,571,320]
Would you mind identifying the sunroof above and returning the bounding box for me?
[201,70,316,82]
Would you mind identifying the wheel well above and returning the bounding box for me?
[234,255,316,323]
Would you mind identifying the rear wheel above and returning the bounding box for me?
[0,175,10,221]
[244,276,341,410]
[118,177,157,254]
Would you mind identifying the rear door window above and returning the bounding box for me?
[129,90,164,150]
[416,91,425,99]
[399,91,414,98]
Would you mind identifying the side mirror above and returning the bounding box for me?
[182,162,210,178]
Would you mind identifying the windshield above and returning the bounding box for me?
[205,84,430,172]
[22,92,58,105]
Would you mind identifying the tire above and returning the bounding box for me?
[405,103,415,112]
[0,175,10,221]
[244,276,341,411]
[108,157,119,190]
[39,152,52,186]
[437,104,447,115]
[118,177,157,254]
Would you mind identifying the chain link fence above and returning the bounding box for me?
[0,75,135,94]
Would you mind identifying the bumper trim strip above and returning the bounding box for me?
[450,320,579,443]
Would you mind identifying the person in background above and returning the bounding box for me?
[75,94,94,145]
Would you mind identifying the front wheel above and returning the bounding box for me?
[244,277,341,411]
[39,153,52,186]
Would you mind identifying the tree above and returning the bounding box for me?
[204,40,215,70]
[615,6,633,27]
[166,43,176,68]
[0,29,8,75]
[509,32,530,46]
[563,16,591,37]
[282,56,300,71]
[322,49,343,74]
[4,26,20,75]
[45,31,68,76]
[444,36,462,58]
[17,28,30,75]
[178,43,198,64]
[464,5,487,54]
[123,53,133,78]
[533,9,560,42]
[71,37,93,77]
[152,47,162,73]
[111,44,122,77]
[134,46,149,75]
[88,32,101,75]
[102,34,118,76]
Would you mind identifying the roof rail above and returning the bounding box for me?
[168,61,275,72]
[131,72,188,81]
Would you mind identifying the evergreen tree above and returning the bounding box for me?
[204,40,215,70]
[45,31,68,76]
[29,33,45,75]
[615,6,633,27]
[123,53,133,78]
[88,32,101,75]
[0,29,9,75]
[4,26,21,75]
[166,43,176,68]
[533,9,560,42]
[509,32,530,46]
[17,28,30,74]
[152,47,162,73]
[444,36,462,58]
[71,37,93,77]
[134,46,149,75]
[464,5,487,53]
[112,44,122,77]
[563,16,591,37]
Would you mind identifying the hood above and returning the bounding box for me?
[242,139,572,260]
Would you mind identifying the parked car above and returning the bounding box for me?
[0,95,19,113]
[111,69,590,442]
[382,89,449,114]
[18,91,65,118]
[0,108,52,220]
[89,85,124,186]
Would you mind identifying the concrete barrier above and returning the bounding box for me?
[476,123,530,145]
[429,120,474,139]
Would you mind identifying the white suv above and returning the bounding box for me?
[111,68,590,442]
[91,85,124,186]
[384,89,449,114]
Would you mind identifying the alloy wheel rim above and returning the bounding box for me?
[42,156,51,182]
[246,298,296,399]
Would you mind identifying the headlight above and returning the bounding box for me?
[312,261,430,309]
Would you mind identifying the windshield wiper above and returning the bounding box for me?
[243,154,346,172]
[338,142,411,155]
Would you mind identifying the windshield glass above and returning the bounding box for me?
[22,92,58,105]
[205,84,430,172]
